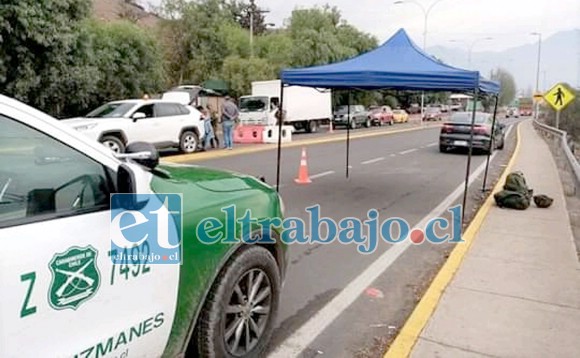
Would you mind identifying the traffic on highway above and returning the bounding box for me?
[0,0,557,357]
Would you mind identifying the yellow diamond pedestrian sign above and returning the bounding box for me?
[543,83,575,111]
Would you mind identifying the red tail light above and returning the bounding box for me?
[473,125,490,135]
[441,123,454,133]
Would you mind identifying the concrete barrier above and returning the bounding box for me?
[263,126,293,144]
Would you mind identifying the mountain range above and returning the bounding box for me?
[427,29,580,95]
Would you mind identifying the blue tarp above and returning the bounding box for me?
[280,29,500,94]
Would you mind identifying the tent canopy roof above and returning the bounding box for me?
[280,29,500,94]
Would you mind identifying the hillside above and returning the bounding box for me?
[428,29,580,94]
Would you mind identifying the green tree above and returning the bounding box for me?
[221,56,276,97]
[160,0,234,84]
[86,20,166,106]
[0,0,92,115]
[227,0,269,35]
[490,68,517,106]
[286,6,378,68]
[254,31,294,71]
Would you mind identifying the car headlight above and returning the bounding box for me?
[74,124,98,131]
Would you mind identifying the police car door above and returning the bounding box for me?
[0,104,180,358]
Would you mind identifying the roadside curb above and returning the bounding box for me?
[383,121,523,358]
[162,123,442,163]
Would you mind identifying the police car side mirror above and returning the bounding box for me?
[117,164,137,194]
[114,163,150,210]
[122,142,159,170]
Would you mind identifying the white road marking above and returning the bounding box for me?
[390,154,396,157]
[399,148,418,155]
[426,142,438,147]
[269,124,514,357]
[310,171,335,180]
[361,157,385,165]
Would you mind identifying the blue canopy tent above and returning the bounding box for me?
[275,29,501,222]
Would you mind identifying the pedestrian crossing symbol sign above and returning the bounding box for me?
[48,246,101,310]
[544,83,575,111]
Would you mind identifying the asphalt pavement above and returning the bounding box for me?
[174,116,523,357]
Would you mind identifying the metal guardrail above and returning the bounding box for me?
[533,119,580,195]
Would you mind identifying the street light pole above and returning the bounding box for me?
[531,32,542,119]
[248,0,269,58]
[449,37,492,69]
[250,10,254,57]
[394,0,446,121]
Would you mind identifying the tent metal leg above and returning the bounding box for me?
[482,95,499,192]
[462,89,479,224]
[346,90,351,178]
[276,82,285,193]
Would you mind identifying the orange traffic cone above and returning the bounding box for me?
[295,147,312,184]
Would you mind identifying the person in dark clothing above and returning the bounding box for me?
[221,96,239,150]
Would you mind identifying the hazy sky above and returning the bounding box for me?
[261,0,580,52]
[149,0,579,52]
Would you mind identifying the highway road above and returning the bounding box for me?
[173,117,524,357]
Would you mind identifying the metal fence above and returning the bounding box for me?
[534,120,580,196]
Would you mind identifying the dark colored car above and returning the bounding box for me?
[439,111,505,154]
[333,105,369,129]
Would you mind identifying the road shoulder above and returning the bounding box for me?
[387,120,580,358]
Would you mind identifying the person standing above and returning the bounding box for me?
[208,104,220,149]
[197,106,214,151]
[221,96,239,150]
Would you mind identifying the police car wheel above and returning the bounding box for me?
[194,245,280,358]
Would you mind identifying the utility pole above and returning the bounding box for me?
[248,0,269,58]
[394,0,446,122]
[531,32,542,119]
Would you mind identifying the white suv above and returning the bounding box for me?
[63,99,205,154]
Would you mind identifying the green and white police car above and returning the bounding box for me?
[0,95,287,358]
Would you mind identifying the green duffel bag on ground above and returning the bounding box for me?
[494,190,532,210]
[534,194,554,208]
[504,171,529,193]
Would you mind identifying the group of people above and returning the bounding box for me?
[196,96,240,151]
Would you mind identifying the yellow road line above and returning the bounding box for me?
[163,124,442,163]
[384,122,523,358]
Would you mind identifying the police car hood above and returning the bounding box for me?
[157,162,272,193]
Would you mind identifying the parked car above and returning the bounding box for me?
[423,107,443,121]
[63,99,205,154]
[368,106,394,126]
[393,109,409,123]
[332,105,369,129]
[407,104,421,114]
[439,111,505,154]
[0,94,287,358]
[506,107,520,118]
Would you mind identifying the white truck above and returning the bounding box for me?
[239,80,332,133]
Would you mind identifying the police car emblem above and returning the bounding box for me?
[48,246,101,310]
